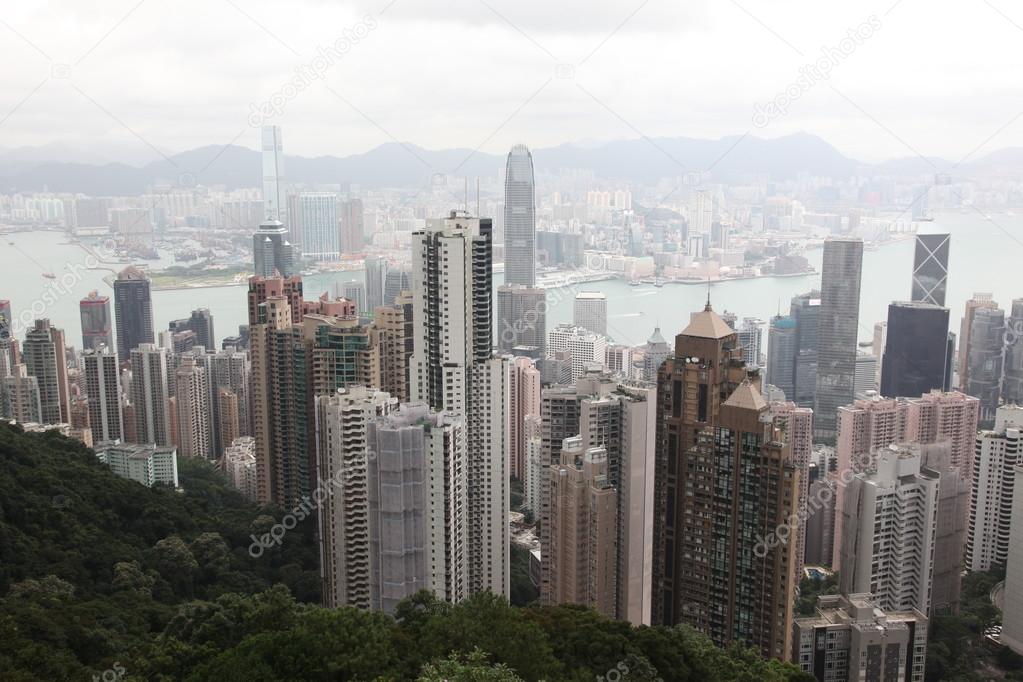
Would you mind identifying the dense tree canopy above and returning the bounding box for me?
[0,424,817,680]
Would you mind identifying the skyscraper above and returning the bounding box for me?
[964,305,1005,422]
[573,292,608,336]
[496,285,546,354]
[766,316,797,398]
[967,405,1023,572]
[1001,464,1023,655]
[130,343,171,446]
[409,210,509,598]
[364,256,388,312]
[542,436,618,618]
[911,233,950,307]
[814,238,863,442]
[537,373,656,624]
[4,365,42,424]
[114,267,154,361]
[508,357,541,481]
[298,192,340,261]
[22,319,70,425]
[82,345,123,443]
[80,290,114,351]
[880,301,950,398]
[958,292,998,392]
[503,144,536,286]
[340,198,365,254]
[373,292,413,403]
[0,300,11,340]
[652,304,800,659]
[252,220,298,277]
[188,308,216,350]
[262,125,286,224]
[790,290,821,408]
[737,317,765,367]
[383,267,411,307]
[175,356,212,459]
[840,444,939,615]
[1003,299,1023,406]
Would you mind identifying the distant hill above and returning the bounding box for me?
[0,132,859,194]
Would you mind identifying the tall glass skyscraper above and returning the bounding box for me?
[261,125,286,224]
[814,237,863,442]
[114,266,154,361]
[880,301,950,398]
[503,145,535,287]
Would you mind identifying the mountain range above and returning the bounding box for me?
[1,132,1020,195]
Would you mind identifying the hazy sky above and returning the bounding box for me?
[1,0,1021,164]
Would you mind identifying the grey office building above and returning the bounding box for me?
[766,315,797,399]
[814,238,863,442]
[1003,299,1023,406]
[503,145,536,286]
[252,220,297,277]
[881,301,950,398]
[966,306,1005,423]
[911,233,950,307]
[497,285,546,353]
[365,256,388,311]
[790,290,821,408]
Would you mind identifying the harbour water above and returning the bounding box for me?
[0,210,1019,350]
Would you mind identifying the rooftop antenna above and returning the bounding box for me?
[706,276,712,310]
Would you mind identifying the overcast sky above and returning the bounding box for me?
[1,0,1021,165]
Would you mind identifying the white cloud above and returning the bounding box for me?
[0,0,1020,165]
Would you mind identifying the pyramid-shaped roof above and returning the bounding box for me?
[723,379,768,412]
[681,303,735,339]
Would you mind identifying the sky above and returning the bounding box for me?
[1,0,1022,165]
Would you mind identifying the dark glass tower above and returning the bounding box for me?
[911,233,949,306]
[814,238,863,442]
[113,266,154,361]
[880,301,950,398]
[503,145,536,287]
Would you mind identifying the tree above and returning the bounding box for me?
[418,649,526,682]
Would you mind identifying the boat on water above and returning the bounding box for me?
[639,278,656,284]
[42,272,56,280]
[654,280,665,287]
[628,280,641,286]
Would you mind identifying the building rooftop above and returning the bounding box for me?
[681,304,735,339]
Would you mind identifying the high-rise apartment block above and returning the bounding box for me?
[408,211,509,598]
[967,405,1023,572]
[82,345,123,443]
[95,442,179,488]
[652,304,800,659]
[839,445,939,615]
[130,343,172,446]
[793,593,928,682]
[22,319,70,425]
[542,436,618,618]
